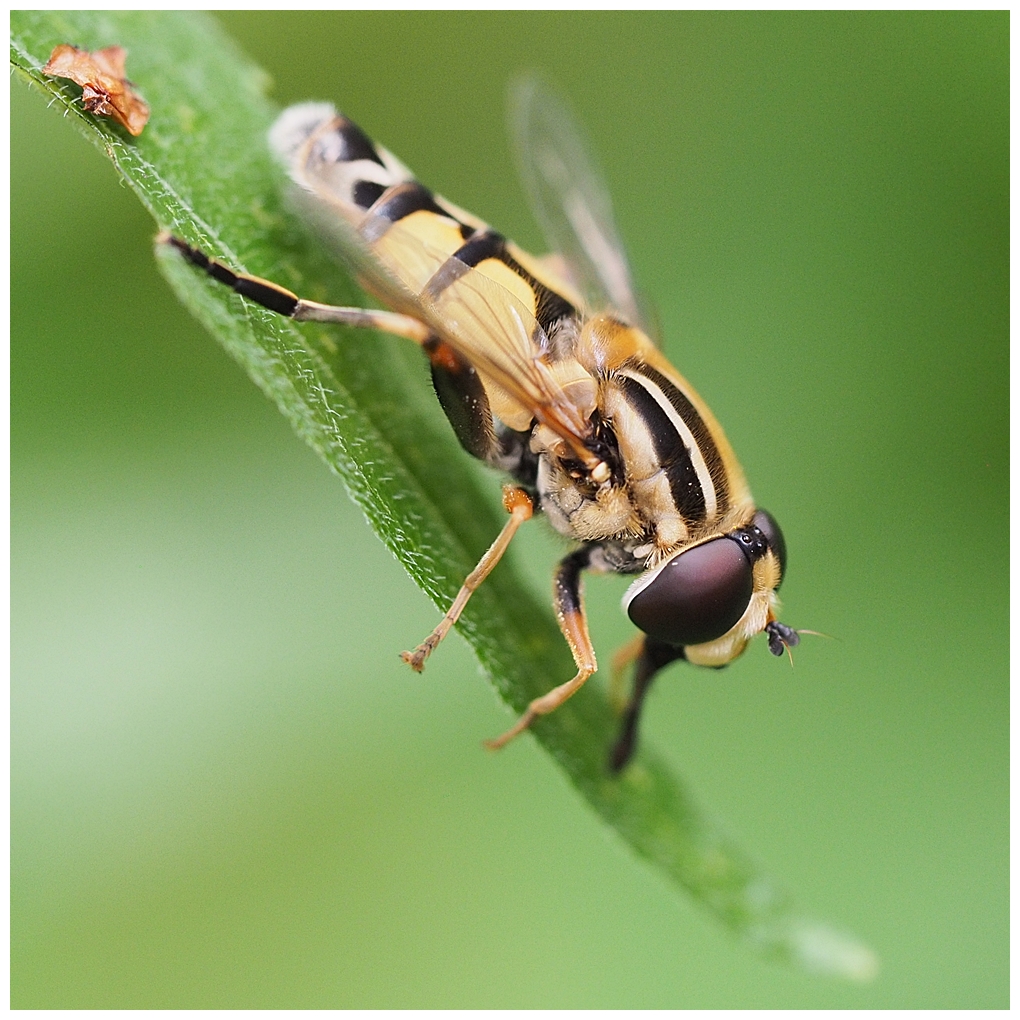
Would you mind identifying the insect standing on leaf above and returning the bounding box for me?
[161,77,801,770]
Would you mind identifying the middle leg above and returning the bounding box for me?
[485,547,598,751]
[401,486,534,672]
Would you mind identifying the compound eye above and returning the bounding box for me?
[625,538,753,647]
[752,507,788,581]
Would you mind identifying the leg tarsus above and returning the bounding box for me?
[484,665,595,751]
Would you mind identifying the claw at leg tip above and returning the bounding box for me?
[400,649,427,672]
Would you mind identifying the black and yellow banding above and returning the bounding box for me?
[422,229,577,335]
[162,98,795,762]
[276,104,583,341]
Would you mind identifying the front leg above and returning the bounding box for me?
[608,637,686,772]
[485,547,597,750]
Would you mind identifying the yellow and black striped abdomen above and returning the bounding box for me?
[270,102,753,551]
[271,103,582,341]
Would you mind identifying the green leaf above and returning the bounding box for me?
[11,10,876,980]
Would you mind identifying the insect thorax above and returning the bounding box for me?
[524,316,752,563]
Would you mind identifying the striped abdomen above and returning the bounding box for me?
[270,104,753,552]
[269,103,582,341]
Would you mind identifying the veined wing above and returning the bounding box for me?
[509,74,646,330]
[270,102,595,460]
[369,211,592,444]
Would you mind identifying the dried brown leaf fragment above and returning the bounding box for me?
[42,44,150,136]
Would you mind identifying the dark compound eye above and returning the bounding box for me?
[752,507,788,582]
[625,537,753,647]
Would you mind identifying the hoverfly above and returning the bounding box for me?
[162,77,799,771]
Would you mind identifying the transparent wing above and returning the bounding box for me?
[509,73,646,329]
[420,248,592,446]
[286,172,594,459]
[365,208,575,420]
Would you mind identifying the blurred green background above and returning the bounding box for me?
[11,11,1007,1008]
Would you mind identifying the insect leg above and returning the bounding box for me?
[608,637,686,772]
[161,234,527,470]
[401,486,534,672]
[609,634,645,712]
[159,234,432,345]
[484,547,597,751]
